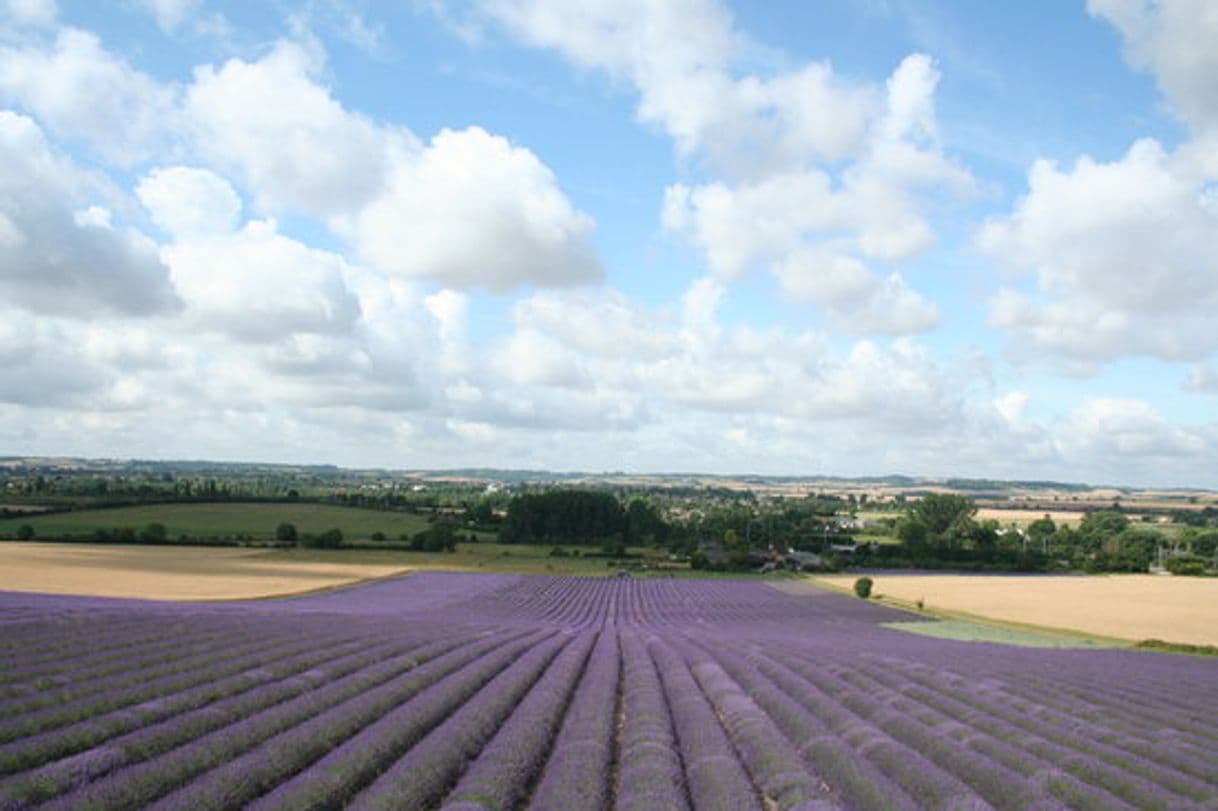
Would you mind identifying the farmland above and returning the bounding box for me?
[1,574,1216,809]
[0,542,682,600]
[0,503,445,543]
[0,543,413,601]
[814,573,1218,647]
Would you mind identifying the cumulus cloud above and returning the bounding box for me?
[982,138,1218,362]
[3,0,57,27]
[1088,0,1218,137]
[0,112,179,317]
[185,40,395,217]
[1059,398,1208,460]
[137,166,243,239]
[161,219,362,342]
[350,126,602,291]
[137,0,202,33]
[984,1,1218,369]
[0,28,178,164]
[477,1,967,333]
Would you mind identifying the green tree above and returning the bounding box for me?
[897,518,929,551]
[910,494,976,537]
[16,524,35,541]
[139,522,168,544]
[275,522,298,542]
[1027,516,1056,550]
[302,528,343,549]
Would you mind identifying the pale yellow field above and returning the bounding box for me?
[0,543,412,600]
[814,573,1218,646]
[973,507,1085,526]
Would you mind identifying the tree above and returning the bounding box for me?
[139,523,167,544]
[1027,516,1056,550]
[624,498,669,545]
[302,528,343,549]
[910,494,977,537]
[412,519,459,552]
[897,518,929,551]
[16,524,34,541]
[275,522,298,542]
[500,490,625,545]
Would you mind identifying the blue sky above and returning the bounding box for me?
[1,0,1217,487]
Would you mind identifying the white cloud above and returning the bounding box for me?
[351,126,602,291]
[138,0,202,33]
[1059,398,1208,460]
[1183,364,1218,394]
[0,111,179,317]
[162,218,362,342]
[480,2,968,334]
[137,166,242,239]
[184,40,601,292]
[0,28,178,165]
[1088,0,1218,137]
[982,138,1218,362]
[185,40,395,217]
[3,0,56,27]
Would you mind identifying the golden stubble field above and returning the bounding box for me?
[815,573,1218,646]
[0,543,413,600]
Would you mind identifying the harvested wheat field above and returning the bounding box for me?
[973,507,1086,525]
[0,543,411,600]
[813,573,1218,647]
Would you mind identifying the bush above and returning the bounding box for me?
[276,522,298,542]
[16,524,35,541]
[139,523,168,544]
[370,531,387,541]
[300,528,343,549]
[853,576,874,599]
[1166,555,1210,576]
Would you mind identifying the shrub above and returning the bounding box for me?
[853,576,874,599]
[1165,555,1209,576]
[300,528,343,549]
[275,523,298,542]
[139,523,168,544]
[16,524,35,541]
[371,531,387,542]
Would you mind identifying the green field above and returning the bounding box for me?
[882,620,1122,649]
[0,502,453,542]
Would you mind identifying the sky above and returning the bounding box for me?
[1,0,1217,488]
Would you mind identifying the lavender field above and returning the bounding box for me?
[1,573,1216,810]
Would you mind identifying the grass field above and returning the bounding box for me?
[880,620,1122,649]
[0,502,463,541]
[814,572,1218,647]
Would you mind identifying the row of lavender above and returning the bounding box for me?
[1,574,1216,809]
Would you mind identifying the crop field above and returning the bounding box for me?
[0,503,443,542]
[0,543,679,600]
[0,543,413,601]
[1,574,1216,809]
[815,573,1218,647]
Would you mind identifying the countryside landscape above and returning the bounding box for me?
[1,458,1217,808]
[4,0,1218,808]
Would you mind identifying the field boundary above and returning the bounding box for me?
[802,575,1136,649]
